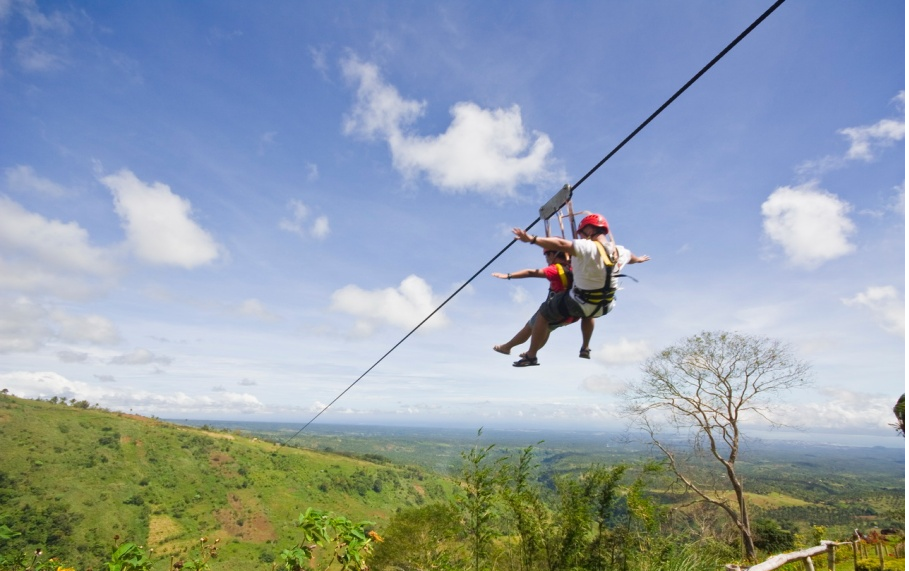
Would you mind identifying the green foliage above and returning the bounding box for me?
[893,394,905,436]
[0,392,904,571]
[457,429,506,571]
[104,539,153,571]
[856,557,906,571]
[0,393,453,570]
[367,503,464,571]
[752,518,796,552]
[280,508,376,571]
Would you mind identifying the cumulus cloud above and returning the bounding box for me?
[842,286,905,336]
[769,388,903,431]
[101,169,222,268]
[51,309,120,344]
[341,55,559,197]
[330,274,448,335]
[5,165,67,196]
[0,196,119,297]
[108,349,173,366]
[594,337,652,365]
[580,374,627,394]
[761,181,856,268]
[0,297,119,353]
[839,118,905,162]
[797,92,905,176]
[279,199,330,240]
[0,371,266,415]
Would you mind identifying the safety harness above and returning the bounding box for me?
[571,239,618,318]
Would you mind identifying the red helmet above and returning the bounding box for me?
[578,213,609,235]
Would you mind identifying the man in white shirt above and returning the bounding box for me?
[509,213,650,367]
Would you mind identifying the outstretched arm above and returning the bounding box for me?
[512,228,573,253]
[628,253,651,264]
[492,268,546,280]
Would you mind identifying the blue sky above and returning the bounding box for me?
[0,0,904,444]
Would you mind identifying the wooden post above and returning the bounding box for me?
[877,543,884,571]
[852,541,858,570]
[802,556,815,571]
[827,543,835,571]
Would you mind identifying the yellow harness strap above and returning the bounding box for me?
[592,239,616,267]
[555,263,569,288]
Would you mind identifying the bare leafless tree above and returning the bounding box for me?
[623,330,811,561]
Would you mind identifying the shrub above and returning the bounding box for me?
[856,557,906,571]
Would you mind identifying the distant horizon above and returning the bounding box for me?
[166,416,907,449]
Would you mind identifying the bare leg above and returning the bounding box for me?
[494,324,531,355]
[579,317,594,358]
[522,312,552,360]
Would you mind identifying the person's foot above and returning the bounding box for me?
[579,347,591,359]
[513,355,539,367]
[493,345,510,355]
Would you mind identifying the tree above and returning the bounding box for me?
[623,331,811,561]
[892,394,904,436]
[457,429,505,571]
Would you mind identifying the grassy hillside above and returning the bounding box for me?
[0,394,455,569]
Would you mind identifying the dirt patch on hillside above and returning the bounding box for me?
[148,514,184,549]
[213,492,277,542]
[209,451,240,479]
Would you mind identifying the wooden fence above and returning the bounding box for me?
[726,531,906,571]
[725,540,861,571]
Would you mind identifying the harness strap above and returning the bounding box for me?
[555,263,570,289]
[573,239,617,317]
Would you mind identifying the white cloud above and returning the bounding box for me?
[770,388,903,431]
[0,371,266,415]
[842,286,905,336]
[11,0,73,72]
[594,337,652,365]
[5,165,67,196]
[839,118,905,162]
[504,285,531,305]
[330,274,449,335]
[580,373,627,394]
[797,92,905,176]
[341,55,558,197]
[761,181,856,269]
[0,195,118,280]
[50,309,120,344]
[0,297,51,353]
[279,199,330,240]
[109,348,173,366]
[0,297,120,353]
[101,169,222,268]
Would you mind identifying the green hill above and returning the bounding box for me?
[0,393,454,569]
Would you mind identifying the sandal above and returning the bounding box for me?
[513,355,539,367]
[579,347,591,359]
[493,345,510,355]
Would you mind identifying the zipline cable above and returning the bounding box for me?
[280,0,786,446]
